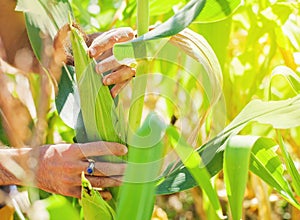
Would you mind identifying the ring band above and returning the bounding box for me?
[86,159,95,175]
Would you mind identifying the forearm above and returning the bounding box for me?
[0,148,31,186]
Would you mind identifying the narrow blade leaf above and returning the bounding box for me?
[167,126,224,219]
[69,23,121,143]
[116,113,165,220]
[224,135,258,220]
[81,173,116,220]
[114,0,206,47]
[16,0,72,59]
[277,132,300,196]
[157,94,300,198]
[250,138,300,209]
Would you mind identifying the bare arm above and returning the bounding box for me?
[0,148,27,186]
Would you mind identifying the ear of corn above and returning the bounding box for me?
[69,22,122,143]
[69,21,123,219]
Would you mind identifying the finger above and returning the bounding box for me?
[81,161,126,176]
[99,191,112,201]
[96,55,121,74]
[86,176,123,188]
[64,186,81,198]
[95,162,126,176]
[88,27,134,58]
[86,32,102,47]
[97,49,113,61]
[110,80,131,98]
[77,141,128,157]
[103,66,135,86]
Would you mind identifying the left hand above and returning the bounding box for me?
[33,141,128,199]
[87,27,136,98]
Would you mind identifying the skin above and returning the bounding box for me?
[88,28,136,98]
[0,1,135,198]
[0,143,128,199]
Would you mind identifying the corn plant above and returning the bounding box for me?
[15,0,300,219]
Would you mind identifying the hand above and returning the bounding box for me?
[88,27,136,98]
[34,141,127,199]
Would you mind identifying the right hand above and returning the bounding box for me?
[88,27,136,98]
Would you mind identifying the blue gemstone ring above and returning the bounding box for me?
[86,159,95,175]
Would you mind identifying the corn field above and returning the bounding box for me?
[1,0,300,219]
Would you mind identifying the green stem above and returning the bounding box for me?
[137,0,149,36]
[128,0,149,134]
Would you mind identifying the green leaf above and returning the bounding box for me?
[81,173,116,220]
[225,95,300,132]
[157,95,300,197]
[123,0,241,24]
[44,195,81,220]
[224,135,300,220]
[116,0,206,43]
[167,126,224,219]
[277,132,300,196]
[54,66,80,129]
[224,136,258,220]
[123,0,184,20]
[156,133,227,194]
[16,0,72,59]
[249,137,300,209]
[116,112,165,220]
[268,66,300,100]
[195,0,242,23]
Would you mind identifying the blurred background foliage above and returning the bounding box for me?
[1,0,300,219]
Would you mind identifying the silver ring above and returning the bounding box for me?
[86,159,95,175]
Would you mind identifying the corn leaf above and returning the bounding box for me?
[116,0,206,45]
[224,135,259,220]
[167,126,224,219]
[277,132,300,196]
[44,195,81,220]
[249,137,300,209]
[81,173,116,220]
[116,112,165,220]
[157,94,300,208]
[16,0,72,60]
[224,135,300,220]
[195,0,242,23]
[123,0,241,23]
[268,65,300,100]
[55,66,80,129]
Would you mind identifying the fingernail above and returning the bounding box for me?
[105,77,113,85]
[98,65,105,73]
[89,47,96,56]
